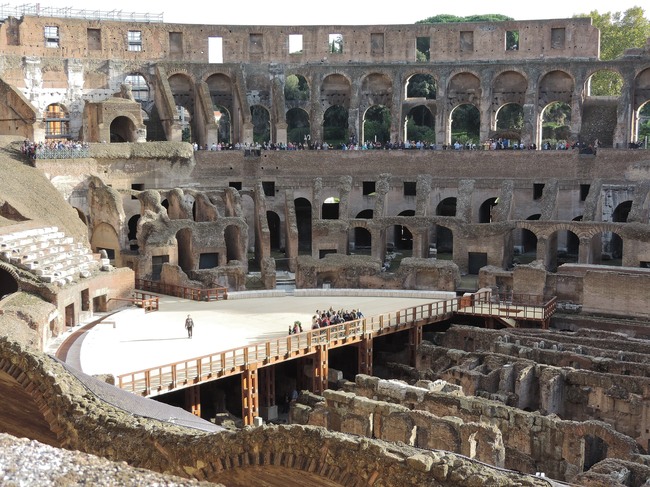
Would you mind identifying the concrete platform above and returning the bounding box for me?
[56,291,446,378]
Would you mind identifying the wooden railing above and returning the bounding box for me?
[116,290,557,397]
[463,292,557,321]
[117,297,460,397]
[135,279,228,301]
[108,292,159,313]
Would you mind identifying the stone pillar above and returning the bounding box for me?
[241,365,259,426]
[578,236,593,264]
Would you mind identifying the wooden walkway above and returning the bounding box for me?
[117,290,556,398]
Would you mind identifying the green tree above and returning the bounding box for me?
[416,14,513,23]
[575,7,650,95]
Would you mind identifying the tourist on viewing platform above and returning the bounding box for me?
[185,314,194,338]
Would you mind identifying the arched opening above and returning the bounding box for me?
[635,101,650,147]
[405,105,435,144]
[393,210,414,250]
[286,107,310,146]
[176,228,194,274]
[551,229,580,270]
[0,267,19,297]
[583,69,624,147]
[109,116,136,143]
[251,105,270,144]
[213,105,232,145]
[44,103,70,141]
[406,73,436,99]
[540,102,571,149]
[494,103,524,146]
[90,222,120,265]
[362,105,390,146]
[224,225,243,262]
[128,214,140,250]
[322,196,339,220]
[436,197,457,217]
[266,211,281,251]
[450,104,480,148]
[169,73,195,143]
[323,105,348,147]
[294,198,312,254]
[479,198,499,223]
[350,226,371,254]
[512,227,538,265]
[434,224,453,259]
[284,74,310,101]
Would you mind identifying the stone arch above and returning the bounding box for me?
[207,73,235,145]
[176,227,194,273]
[511,226,538,265]
[109,115,138,143]
[266,211,281,251]
[320,73,352,111]
[540,101,572,149]
[361,72,393,108]
[434,223,454,256]
[90,222,120,264]
[44,103,70,141]
[538,70,574,107]
[124,72,150,102]
[582,69,624,147]
[294,197,312,254]
[585,68,624,97]
[634,100,650,146]
[224,224,245,262]
[323,105,348,146]
[362,105,390,145]
[284,73,310,102]
[0,263,19,297]
[492,70,527,106]
[127,214,140,250]
[168,72,196,142]
[479,197,499,224]
[447,72,481,107]
[437,198,457,217]
[286,107,310,145]
[404,105,435,144]
[450,103,480,147]
[405,72,437,99]
[350,224,372,253]
[392,210,415,250]
[494,103,524,143]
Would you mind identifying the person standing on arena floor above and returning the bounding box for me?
[185,314,194,338]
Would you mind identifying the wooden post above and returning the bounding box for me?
[312,345,329,395]
[409,325,422,367]
[358,336,373,376]
[241,365,259,426]
[259,366,275,408]
[184,385,201,417]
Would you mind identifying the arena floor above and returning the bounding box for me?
[54,293,442,378]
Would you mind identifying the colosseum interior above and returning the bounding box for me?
[1,5,650,486]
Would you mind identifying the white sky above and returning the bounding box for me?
[3,1,648,25]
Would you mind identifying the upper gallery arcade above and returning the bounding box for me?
[0,12,649,148]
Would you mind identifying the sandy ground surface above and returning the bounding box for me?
[67,294,439,377]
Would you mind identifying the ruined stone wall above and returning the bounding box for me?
[0,336,551,487]
[0,15,598,64]
[342,374,643,482]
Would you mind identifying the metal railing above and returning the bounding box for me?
[135,279,228,302]
[0,4,163,23]
[34,147,90,159]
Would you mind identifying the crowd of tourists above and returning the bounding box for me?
[286,307,365,335]
[20,139,89,159]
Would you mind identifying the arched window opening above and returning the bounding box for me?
[44,103,71,141]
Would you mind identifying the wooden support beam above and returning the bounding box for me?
[358,336,373,376]
[409,326,422,367]
[184,385,201,417]
[241,365,259,426]
[312,345,328,395]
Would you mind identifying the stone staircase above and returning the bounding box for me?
[0,226,104,286]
